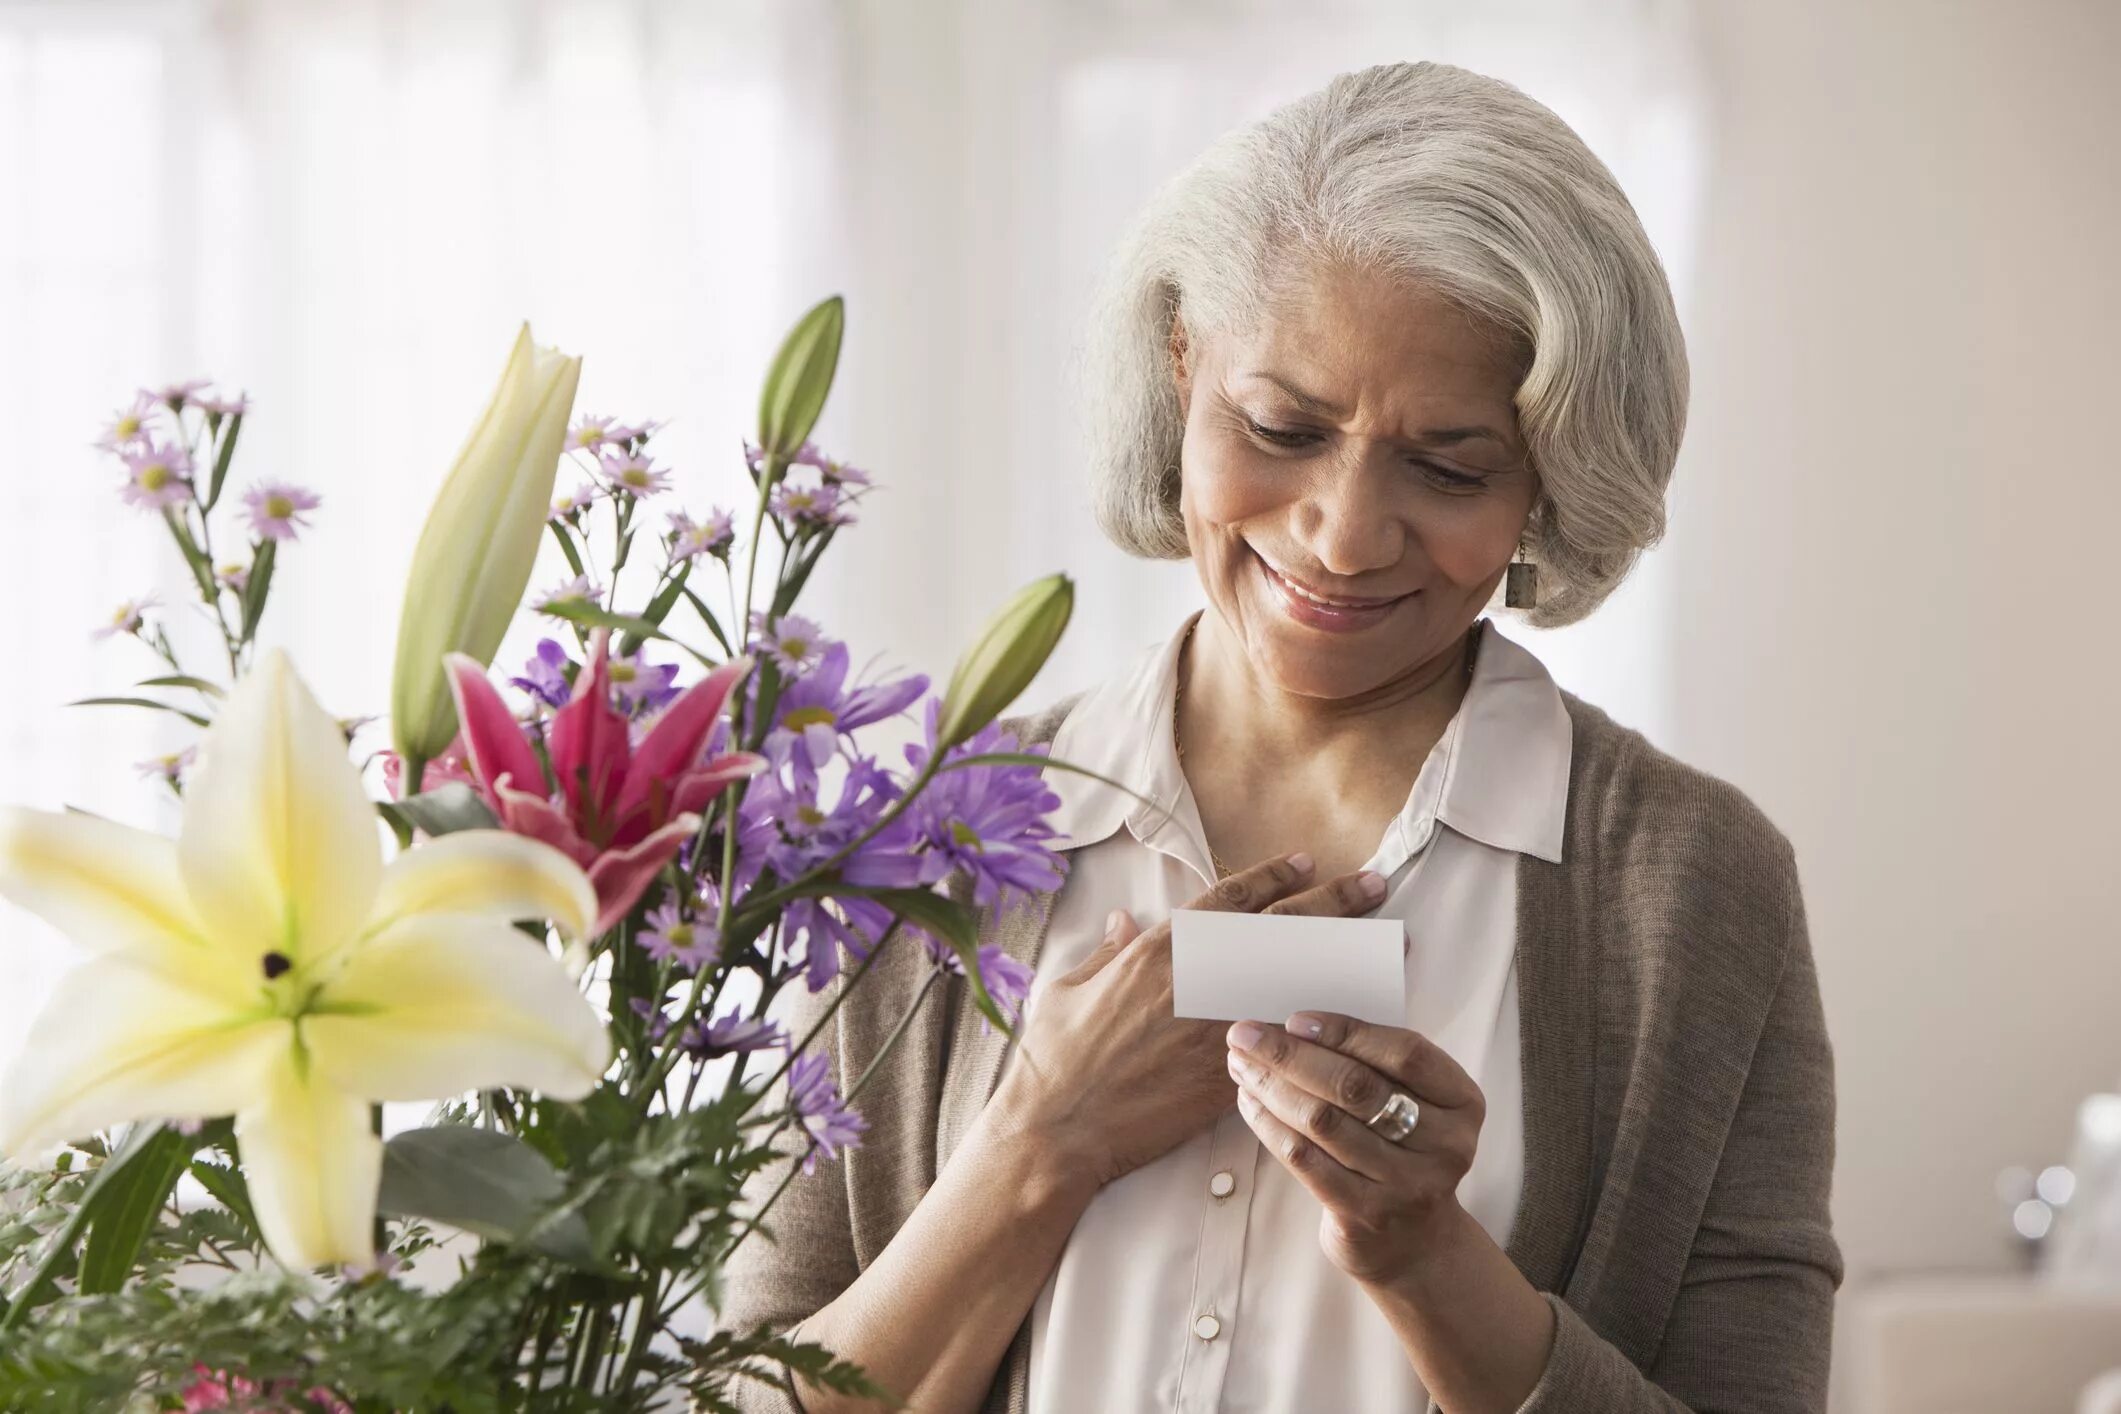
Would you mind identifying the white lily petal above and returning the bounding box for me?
[0,806,238,972]
[0,956,286,1157]
[179,649,383,969]
[235,1058,381,1270]
[306,914,610,1103]
[368,830,596,941]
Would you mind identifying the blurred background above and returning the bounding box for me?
[1,0,2116,1407]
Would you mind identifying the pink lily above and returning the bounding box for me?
[445,630,765,935]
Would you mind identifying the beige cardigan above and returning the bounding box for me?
[716,688,1843,1413]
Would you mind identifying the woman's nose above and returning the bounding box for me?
[1294,460,1403,579]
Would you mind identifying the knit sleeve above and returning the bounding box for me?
[714,965,863,1414]
[1514,857,1844,1414]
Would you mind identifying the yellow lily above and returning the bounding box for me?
[0,650,609,1269]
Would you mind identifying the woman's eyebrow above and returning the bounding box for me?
[1240,370,1511,448]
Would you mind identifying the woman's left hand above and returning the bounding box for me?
[1225,1010,1484,1285]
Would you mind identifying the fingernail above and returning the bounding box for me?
[1228,1020,1264,1051]
[1288,851,1314,873]
[1358,870,1387,901]
[1105,909,1126,936]
[1287,1013,1323,1038]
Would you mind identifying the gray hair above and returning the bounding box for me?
[1081,61,1687,628]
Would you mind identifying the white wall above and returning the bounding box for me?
[1666,0,2121,1293]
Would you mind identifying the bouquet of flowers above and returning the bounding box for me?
[0,300,1079,1410]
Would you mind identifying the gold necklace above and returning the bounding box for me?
[1172,617,1482,880]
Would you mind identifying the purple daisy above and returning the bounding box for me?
[669,507,735,560]
[609,650,681,719]
[765,642,928,784]
[134,745,197,787]
[904,700,1068,914]
[605,418,663,445]
[95,393,157,451]
[965,943,1035,1033]
[682,1005,786,1061]
[194,389,249,417]
[769,479,854,529]
[242,482,322,542]
[146,378,211,409]
[214,561,250,595]
[549,483,598,523]
[92,595,158,641]
[638,896,720,971]
[747,611,830,675]
[786,1049,867,1174]
[119,442,194,510]
[598,450,673,498]
[567,414,616,452]
[534,574,603,613]
[509,638,576,709]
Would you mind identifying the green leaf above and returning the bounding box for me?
[377,1126,595,1266]
[161,507,218,601]
[756,295,845,462]
[540,599,722,670]
[66,696,212,728]
[0,1123,186,1329]
[203,411,242,512]
[238,536,277,641]
[679,586,733,656]
[392,782,500,838]
[186,1158,260,1244]
[77,1126,193,1294]
[618,561,692,657]
[547,518,588,579]
[134,673,225,698]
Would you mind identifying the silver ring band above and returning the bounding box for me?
[1364,1089,1421,1145]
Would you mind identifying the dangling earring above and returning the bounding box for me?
[1504,538,1539,610]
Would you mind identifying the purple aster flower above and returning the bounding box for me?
[682,1005,786,1060]
[766,642,929,784]
[93,594,159,640]
[119,442,194,510]
[213,561,250,594]
[638,896,720,970]
[194,389,249,417]
[786,1049,867,1174]
[145,378,211,409]
[747,611,830,675]
[966,943,1036,1032]
[549,483,598,523]
[567,414,616,452]
[904,700,1068,913]
[509,638,576,709]
[779,891,915,993]
[135,745,197,787]
[242,482,322,542]
[628,996,674,1043]
[769,478,854,529]
[668,507,735,560]
[598,450,672,498]
[609,651,681,719]
[96,393,157,452]
[534,574,604,613]
[606,418,663,445]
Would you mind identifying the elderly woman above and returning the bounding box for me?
[718,60,1841,1414]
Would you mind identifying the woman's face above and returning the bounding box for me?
[1173,263,1539,703]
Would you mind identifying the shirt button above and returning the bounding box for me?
[1208,1169,1236,1198]
[1193,1313,1222,1340]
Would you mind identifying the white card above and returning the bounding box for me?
[1169,910,1406,1027]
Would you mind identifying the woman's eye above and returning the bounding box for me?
[1416,460,1487,491]
[1245,420,1316,448]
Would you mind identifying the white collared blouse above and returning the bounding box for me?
[1005,609,1575,1412]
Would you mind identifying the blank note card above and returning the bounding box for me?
[1169,910,1405,1027]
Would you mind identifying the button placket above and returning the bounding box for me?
[1173,1108,1261,1409]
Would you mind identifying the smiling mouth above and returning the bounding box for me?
[1252,549,1415,611]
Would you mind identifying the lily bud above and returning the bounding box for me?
[391,324,582,770]
[936,573,1073,750]
[756,295,844,466]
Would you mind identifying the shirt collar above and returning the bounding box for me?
[1040,611,1573,866]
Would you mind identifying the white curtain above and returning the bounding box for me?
[0,0,1705,1075]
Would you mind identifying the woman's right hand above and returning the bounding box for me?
[992,853,1390,1190]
